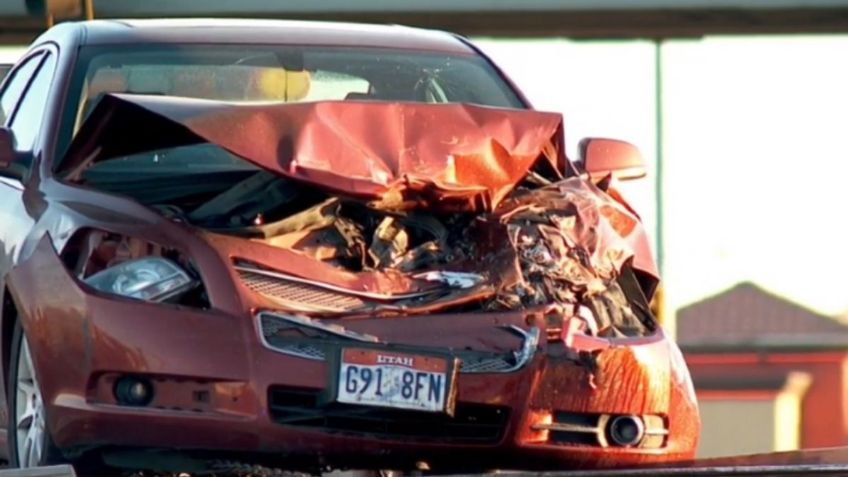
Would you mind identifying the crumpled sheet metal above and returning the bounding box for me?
[487,176,657,305]
[225,176,655,319]
[60,93,657,318]
[62,94,566,212]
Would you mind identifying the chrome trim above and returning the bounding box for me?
[458,325,539,374]
[532,422,598,434]
[256,314,326,361]
[534,413,669,449]
[236,265,437,301]
[259,311,379,343]
[256,312,381,361]
[256,311,540,374]
[499,325,541,373]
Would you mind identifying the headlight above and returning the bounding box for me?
[85,257,196,302]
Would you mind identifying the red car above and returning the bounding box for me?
[0,19,699,473]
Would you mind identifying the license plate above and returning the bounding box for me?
[336,349,453,413]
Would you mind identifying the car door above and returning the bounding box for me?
[0,49,56,277]
[0,49,57,436]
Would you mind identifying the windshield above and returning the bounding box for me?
[59,45,523,149]
[59,45,530,226]
[58,44,525,182]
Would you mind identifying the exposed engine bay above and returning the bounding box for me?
[62,94,658,339]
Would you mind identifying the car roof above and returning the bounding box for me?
[69,18,473,55]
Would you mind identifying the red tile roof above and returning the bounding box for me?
[677,282,848,348]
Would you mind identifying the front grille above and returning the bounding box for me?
[269,386,509,444]
[258,312,534,374]
[534,411,668,449]
[258,341,515,373]
[239,270,367,312]
[459,355,515,373]
[258,312,375,361]
[548,412,604,446]
[268,341,327,360]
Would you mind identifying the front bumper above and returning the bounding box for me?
[11,238,698,471]
[40,305,697,471]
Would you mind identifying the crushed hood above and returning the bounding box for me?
[59,94,658,331]
[61,94,567,212]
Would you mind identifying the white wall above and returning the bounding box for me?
[475,38,659,259]
[478,36,848,316]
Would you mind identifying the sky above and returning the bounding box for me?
[661,36,848,315]
[4,36,848,316]
[476,36,848,316]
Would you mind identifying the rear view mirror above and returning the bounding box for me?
[579,138,647,181]
[0,128,27,181]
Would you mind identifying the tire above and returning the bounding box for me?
[7,320,63,467]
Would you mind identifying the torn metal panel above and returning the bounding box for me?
[60,95,658,329]
[61,94,567,212]
[482,177,655,338]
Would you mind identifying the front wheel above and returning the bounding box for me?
[7,321,62,467]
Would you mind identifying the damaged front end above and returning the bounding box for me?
[59,94,659,340]
[42,94,698,468]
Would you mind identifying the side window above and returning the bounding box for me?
[0,52,44,126]
[0,65,12,84]
[9,53,55,152]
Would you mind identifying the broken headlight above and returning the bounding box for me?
[84,257,196,302]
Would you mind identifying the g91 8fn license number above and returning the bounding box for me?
[336,349,453,413]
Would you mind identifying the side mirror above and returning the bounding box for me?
[579,138,647,181]
[0,128,27,181]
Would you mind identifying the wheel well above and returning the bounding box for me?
[1,286,17,395]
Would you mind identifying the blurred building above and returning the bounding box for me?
[679,283,848,458]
